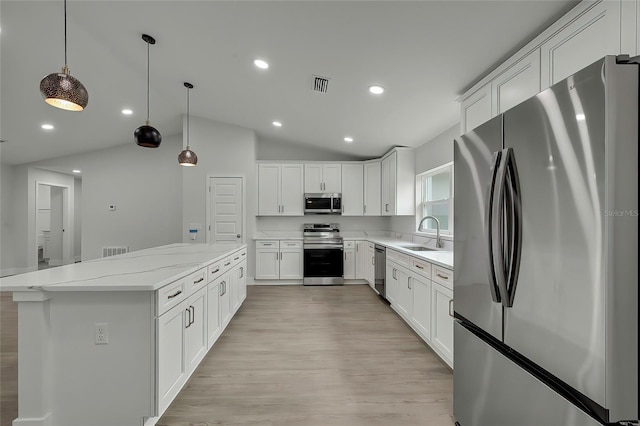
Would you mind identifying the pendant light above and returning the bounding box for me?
[134,34,162,148]
[178,82,198,166]
[39,0,89,111]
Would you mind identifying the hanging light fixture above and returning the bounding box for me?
[178,82,198,166]
[134,34,162,148]
[39,0,89,111]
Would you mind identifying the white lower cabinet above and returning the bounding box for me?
[255,240,303,280]
[344,241,356,279]
[207,280,221,349]
[386,248,453,368]
[157,298,189,415]
[355,241,368,281]
[366,242,375,287]
[185,286,208,373]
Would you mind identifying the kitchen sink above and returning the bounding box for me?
[398,245,438,252]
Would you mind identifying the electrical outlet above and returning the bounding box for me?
[94,323,109,344]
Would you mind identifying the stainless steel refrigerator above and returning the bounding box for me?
[453,55,638,426]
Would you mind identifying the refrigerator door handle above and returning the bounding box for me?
[485,150,503,303]
[491,149,510,306]
[503,148,523,307]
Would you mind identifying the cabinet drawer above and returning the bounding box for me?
[207,260,224,282]
[257,240,279,248]
[187,268,207,293]
[230,250,244,266]
[344,241,355,249]
[410,258,432,278]
[280,240,302,248]
[387,249,410,268]
[156,278,187,316]
[432,265,453,289]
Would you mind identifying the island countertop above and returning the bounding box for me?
[0,243,246,292]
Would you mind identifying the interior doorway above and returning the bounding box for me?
[207,177,244,244]
[35,183,72,269]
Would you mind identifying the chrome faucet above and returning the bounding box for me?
[418,215,443,248]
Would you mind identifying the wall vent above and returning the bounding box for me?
[102,246,129,258]
[311,75,330,93]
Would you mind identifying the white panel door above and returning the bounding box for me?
[410,275,432,341]
[431,282,454,367]
[460,82,492,133]
[185,287,208,374]
[322,164,342,193]
[540,0,621,88]
[304,164,323,193]
[209,177,243,243]
[255,248,280,280]
[257,164,280,216]
[364,161,381,216]
[341,164,363,216]
[281,164,304,215]
[279,248,303,279]
[492,49,541,115]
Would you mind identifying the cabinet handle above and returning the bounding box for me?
[224,262,231,267]
[194,277,204,284]
[415,264,424,270]
[242,252,246,256]
[364,205,367,214]
[211,267,220,274]
[190,306,195,326]
[234,256,239,261]
[167,290,182,300]
[185,308,192,328]
[371,257,374,265]
[263,243,273,246]
[287,243,295,246]
[223,281,227,296]
[408,278,411,289]
[219,282,224,296]
[437,273,449,280]
[240,267,244,278]
[392,268,397,280]
[385,203,389,212]
[449,299,454,318]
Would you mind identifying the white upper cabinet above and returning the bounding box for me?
[492,49,541,115]
[304,163,342,193]
[381,148,415,216]
[363,161,381,216]
[460,83,492,134]
[257,164,304,216]
[341,163,364,216]
[540,0,622,88]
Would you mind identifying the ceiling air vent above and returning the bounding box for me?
[312,75,330,93]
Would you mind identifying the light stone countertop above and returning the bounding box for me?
[0,243,246,292]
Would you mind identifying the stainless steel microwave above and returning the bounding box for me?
[304,193,342,214]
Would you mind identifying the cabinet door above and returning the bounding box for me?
[387,152,397,215]
[492,49,541,115]
[341,164,364,216]
[364,161,381,216]
[220,276,232,327]
[431,282,454,367]
[410,275,432,342]
[304,164,323,192]
[185,287,208,374]
[229,266,240,313]
[355,241,368,280]
[395,266,411,319]
[540,0,621,89]
[207,282,221,349]
[367,245,375,286]
[238,261,247,304]
[279,248,304,279]
[381,155,391,215]
[344,249,355,279]
[322,164,342,193]
[257,164,281,216]
[281,164,304,215]
[157,299,188,415]
[255,248,280,280]
[460,82,492,134]
[386,262,400,305]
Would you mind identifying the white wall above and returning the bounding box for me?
[0,164,18,275]
[390,123,459,236]
[257,137,366,161]
[180,115,258,274]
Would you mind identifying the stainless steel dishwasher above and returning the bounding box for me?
[374,245,386,299]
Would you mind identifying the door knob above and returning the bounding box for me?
[236,234,241,238]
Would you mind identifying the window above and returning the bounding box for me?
[416,163,453,235]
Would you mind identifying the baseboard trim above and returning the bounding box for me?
[11,412,52,426]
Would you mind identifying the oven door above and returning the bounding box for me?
[303,245,344,285]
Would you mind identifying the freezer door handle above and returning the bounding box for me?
[503,148,522,307]
[491,149,510,306]
[485,150,503,304]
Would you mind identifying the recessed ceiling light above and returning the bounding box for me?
[369,85,385,95]
[254,59,269,69]
[122,109,133,115]
[344,137,354,143]
[41,124,54,130]
[72,170,81,174]
[272,121,282,127]
[576,113,586,121]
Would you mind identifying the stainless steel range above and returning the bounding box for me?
[303,223,344,285]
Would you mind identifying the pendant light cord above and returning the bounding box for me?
[63,0,68,67]
[146,41,150,124]
[186,87,190,149]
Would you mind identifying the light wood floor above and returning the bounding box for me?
[158,285,453,426]
[0,286,454,426]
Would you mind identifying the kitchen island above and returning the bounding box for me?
[0,243,248,426]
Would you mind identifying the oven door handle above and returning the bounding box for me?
[304,244,344,250]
